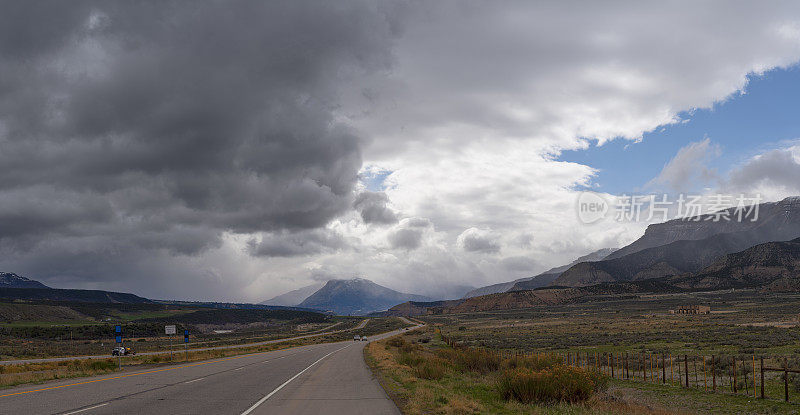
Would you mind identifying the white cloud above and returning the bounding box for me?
[648,138,721,192]
[724,143,800,199]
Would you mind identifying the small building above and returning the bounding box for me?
[672,305,711,315]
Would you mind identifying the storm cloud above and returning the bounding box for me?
[0,1,398,293]
[353,191,398,224]
[3,1,800,302]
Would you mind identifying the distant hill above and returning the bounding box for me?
[605,197,800,260]
[261,282,325,306]
[0,287,151,303]
[389,288,588,315]
[0,272,49,289]
[139,308,327,324]
[554,197,800,287]
[669,237,800,292]
[462,248,616,298]
[298,278,430,315]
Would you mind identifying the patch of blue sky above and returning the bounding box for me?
[359,167,393,192]
[559,65,800,195]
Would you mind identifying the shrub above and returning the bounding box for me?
[498,365,604,404]
[397,351,425,367]
[415,360,447,380]
[387,337,406,348]
[435,348,500,374]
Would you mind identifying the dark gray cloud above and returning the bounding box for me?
[726,148,800,193]
[353,191,398,224]
[457,228,500,253]
[247,230,348,257]
[0,1,399,291]
[387,217,431,250]
[388,228,422,250]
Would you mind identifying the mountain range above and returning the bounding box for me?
[554,197,800,287]
[297,278,430,315]
[0,272,49,289]
[462,247,616,298]
[389,197,800,315]
[261,282,325,307]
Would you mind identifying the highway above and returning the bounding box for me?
[0,323,421,415]
[1,319,371,366]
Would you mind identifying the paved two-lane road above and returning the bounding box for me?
[0,323,421,414]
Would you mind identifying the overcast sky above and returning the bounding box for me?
[2,1,800,302]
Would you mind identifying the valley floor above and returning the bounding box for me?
[373,291,800,414]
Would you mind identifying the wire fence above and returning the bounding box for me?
[439,331,800,403]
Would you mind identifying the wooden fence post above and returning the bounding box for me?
[670,354,674,385]
[611,352,614,378]
[644,353,647,382]
[684,355,689,388]
[624,352,628,379]
[703,356,707,391]
[753,355,757,399]
[662,353,666,384]
[760,357,765,399]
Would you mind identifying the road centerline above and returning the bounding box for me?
[240,343,352,415]
[61,402,109,415]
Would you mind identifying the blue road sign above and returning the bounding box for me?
[184,329,189,343]
[115,335,122,343]
[115,325,121,333]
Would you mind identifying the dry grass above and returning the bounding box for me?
[498,365,602,404]
[365,328,680,415]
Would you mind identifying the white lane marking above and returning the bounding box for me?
[240,344,351,415]
[62,403,109,415]
[263,355,290,363]
[184,377,205,384]
[234,367,244,371]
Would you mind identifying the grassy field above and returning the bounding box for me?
[403,290,800,413]
[365,327,676,414]
[366,327,800,414]
[424,290,800,355]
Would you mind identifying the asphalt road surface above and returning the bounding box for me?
[1,320,371,366]
[0,323,422,415]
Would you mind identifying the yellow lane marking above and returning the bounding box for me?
[0,346,316,399]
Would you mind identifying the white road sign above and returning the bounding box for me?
[165,325,176,335]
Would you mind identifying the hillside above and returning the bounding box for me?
[606,197,800,260]
[298,278,430,315]
[669,237,800,291]
[389,288,588,315]
[261,282,325,306]
[0,287,152,304]
[554,197,800,287]
[463,248,616,298]
[0,272,49,289]
[139,308,327,324]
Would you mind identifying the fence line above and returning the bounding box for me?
[438,330,800,403]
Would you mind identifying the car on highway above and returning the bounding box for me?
[361,336,368,341]
[353,335,361,341]
[111,346,135,356]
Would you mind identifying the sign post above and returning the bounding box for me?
[184,330,189,361]
[165,325,176,360]
[115,325,122,369]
